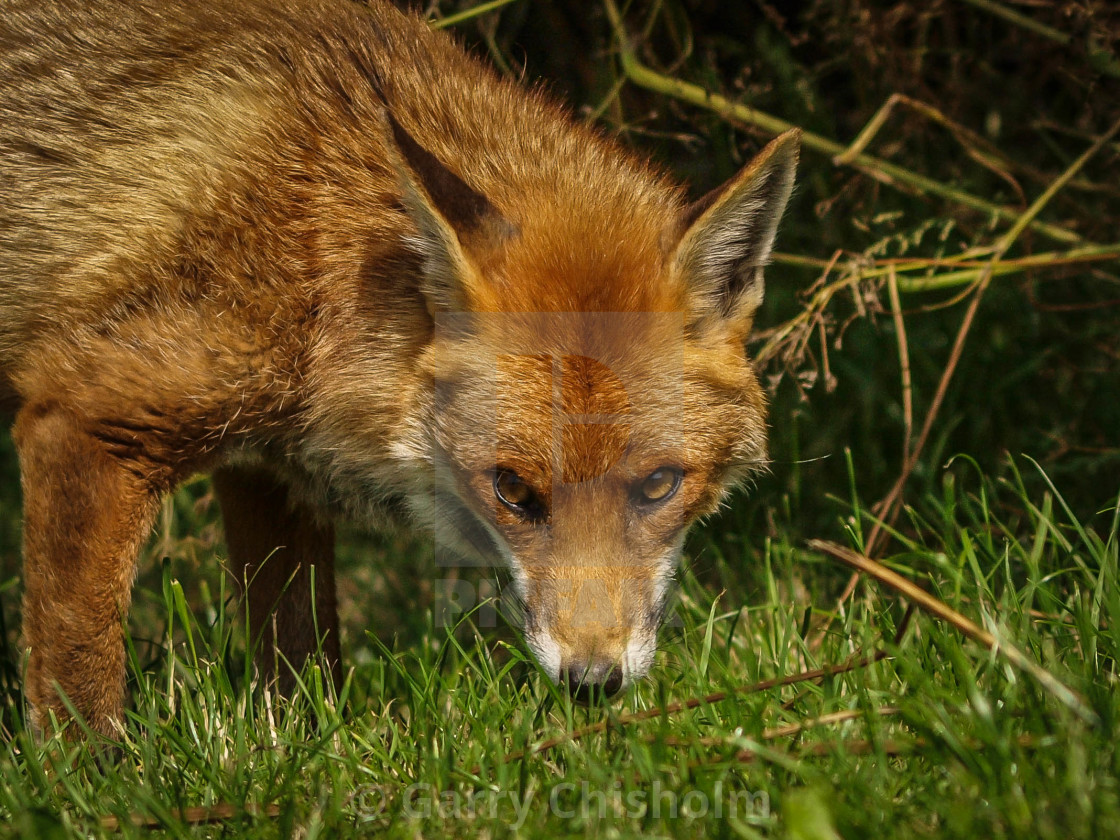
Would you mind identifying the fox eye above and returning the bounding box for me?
[493,469,545,520]
[635,467,683,505]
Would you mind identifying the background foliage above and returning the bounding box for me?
[1,0,1119,836]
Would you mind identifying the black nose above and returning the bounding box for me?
[562,662,624,704]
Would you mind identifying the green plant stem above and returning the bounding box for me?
[959,0,1120,79]
[957,0,1071,45]
[770,243,1120,293]
[890,244,1120,291]
[431,0,522,30]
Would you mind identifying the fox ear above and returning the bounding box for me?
[670,129,799,338]
[385,112,516,311]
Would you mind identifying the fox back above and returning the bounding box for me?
[0,0,797,732]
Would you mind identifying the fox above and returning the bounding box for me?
[0,0,798,736]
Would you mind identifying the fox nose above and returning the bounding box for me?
[562,661,624,704]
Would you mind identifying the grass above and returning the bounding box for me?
[1,456,1117,838]
[2,0,1119,836]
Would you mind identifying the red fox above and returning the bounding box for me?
[0,0,798,735]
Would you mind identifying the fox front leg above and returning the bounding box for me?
[14,402,164,737]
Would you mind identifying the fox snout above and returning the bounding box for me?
[563,662,624,703]
[517,560,671,702]
[530,610,633,702]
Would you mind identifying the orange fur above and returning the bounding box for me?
[0,0,798,731]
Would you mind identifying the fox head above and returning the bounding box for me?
[387,113,798,699]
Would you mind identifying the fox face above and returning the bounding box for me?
[387,117,799,698]
[426,321,765,697]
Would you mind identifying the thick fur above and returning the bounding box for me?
[0,0,798,734]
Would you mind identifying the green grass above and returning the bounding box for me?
[1,457,1117,838]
